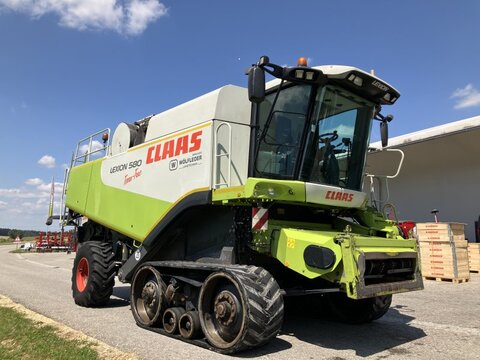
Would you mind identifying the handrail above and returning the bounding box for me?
[73,128,110,166]
[213,122,232,188]
[364,148,405,209]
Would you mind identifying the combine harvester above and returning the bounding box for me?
[63,56,423,353]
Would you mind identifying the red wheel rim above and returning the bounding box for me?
[76,257,89,292]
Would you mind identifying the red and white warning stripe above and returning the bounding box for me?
[252,207,268,231]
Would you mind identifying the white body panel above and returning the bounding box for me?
[145,85,250,142]
[101,123,212,203]
[101,85,253,201]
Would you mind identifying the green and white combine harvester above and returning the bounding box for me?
[64,56,423,353]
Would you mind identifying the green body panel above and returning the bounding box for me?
[272,227,342,278]
[271,227,417,278]
[270,223,421,299]
[66,161,94,212]
[338,235,421,299]
[66,161,172,241]
[354,207,402,237]
[212,178,305,203]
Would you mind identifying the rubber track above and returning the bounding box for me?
[72,242,116,307]
[227,266,284,352]
[133,263,284,354]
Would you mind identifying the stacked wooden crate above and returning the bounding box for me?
[417,222,469,283]
[468,243,480,272]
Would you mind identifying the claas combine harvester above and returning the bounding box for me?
[61,56,423,353]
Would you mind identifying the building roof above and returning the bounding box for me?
[370,115,480,149]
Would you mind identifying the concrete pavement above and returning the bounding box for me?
[1,245,479,359]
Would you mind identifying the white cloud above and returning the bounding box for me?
[36,181,64,194]
[38,155,56,168]
[451,84,480,109]
[0,180,63,199]
[25,177,43,186]
[125,0,167,35]
[79,140,104,154]
[78,140,107,160]
[0,0,167,36]
[0,188,45,198]
[0,178,65,228]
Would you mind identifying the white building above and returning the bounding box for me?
[366,116,480,241]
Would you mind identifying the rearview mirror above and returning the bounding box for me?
[380,121,388,148]
[248,66,265,103]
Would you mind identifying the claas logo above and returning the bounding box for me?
[146,130,202,165]
[325,190,354,202]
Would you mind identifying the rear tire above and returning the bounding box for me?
[72,241,115,307]
[326,293,392,324]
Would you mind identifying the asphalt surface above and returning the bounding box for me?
[1,244,479,359]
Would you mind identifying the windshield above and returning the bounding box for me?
[254,83,375,191]
[255,84,312,179]
[301,85,374,190]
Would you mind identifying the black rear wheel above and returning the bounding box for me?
[72,241,115,307]
[326,293,392,324]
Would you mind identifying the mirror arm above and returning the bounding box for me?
[261,63,285,79]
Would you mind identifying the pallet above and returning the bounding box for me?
[421,265,469,273]
[417,222,465,233]
[423,276,469,284]
[468,243,480,272]
[417,223,466,244]
[420,252,469,261]
[419,241,468,249]
[422,271,470,279]
[417,222,470,280]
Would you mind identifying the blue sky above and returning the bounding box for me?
[0,0,479,230]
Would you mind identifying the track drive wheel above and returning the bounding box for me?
[199,266,284,353]
[131,266,168,327]
[72,241,115,307]
[326,293,392,324]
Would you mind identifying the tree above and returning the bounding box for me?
[8,229,24,239]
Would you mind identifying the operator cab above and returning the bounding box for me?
[248,56,400,193]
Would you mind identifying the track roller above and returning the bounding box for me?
[163,307,186,334]
[179,311,202,339]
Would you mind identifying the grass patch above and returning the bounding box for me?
[21,236,37,242]
[0,306,99,360]
[1,236,37,246]
[0,237,12,246]
[9,249,25,254]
